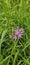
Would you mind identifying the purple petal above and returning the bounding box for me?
[18,33,23,37]
[14,29,19,35]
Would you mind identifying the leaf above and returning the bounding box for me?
[0,54,3,62]
[0,29,7,53]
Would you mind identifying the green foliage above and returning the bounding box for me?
[0,0,30,65]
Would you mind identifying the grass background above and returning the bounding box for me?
[0,0,30,65]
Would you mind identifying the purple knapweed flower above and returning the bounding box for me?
[13,28,24,40]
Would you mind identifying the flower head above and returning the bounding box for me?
[13,28,24,40]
